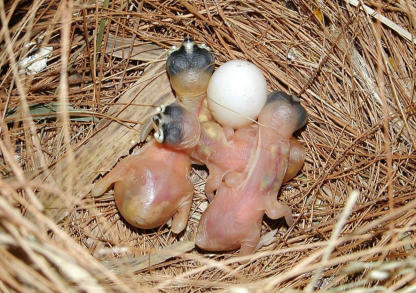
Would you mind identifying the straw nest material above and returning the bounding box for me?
[1,0,415,292]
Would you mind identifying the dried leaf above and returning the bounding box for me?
[103,241,195,273]
[106,34,164,61]
[5,102,99,123]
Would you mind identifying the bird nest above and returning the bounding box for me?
[1,0,415,292]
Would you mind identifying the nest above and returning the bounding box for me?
[1,0,415,292]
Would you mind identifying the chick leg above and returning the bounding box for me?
[91,158,132,197]
[265,197,293,226]
[205,164,224,202]
[239,232,260,257]
[171,192,193,234]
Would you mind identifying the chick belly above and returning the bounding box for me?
[114,181,176,229]
[196,194,263,252]
[113,160,192,229]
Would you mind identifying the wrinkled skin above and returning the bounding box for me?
[156,101,306,201]
[191,120,305,200]
[195,92,307,255]
[191,121,257,199]
[91,141,193,233]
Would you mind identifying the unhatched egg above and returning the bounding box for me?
[207,60,267,128]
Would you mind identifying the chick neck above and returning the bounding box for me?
[177,94,205,116]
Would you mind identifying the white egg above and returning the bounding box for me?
[207,60,267,128]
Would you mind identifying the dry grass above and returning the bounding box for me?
[1,0,416,292]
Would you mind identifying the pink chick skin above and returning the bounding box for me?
[191,120,306,200]
[91,140,194,233]
[91,37,214,234]
[195,91,307,255]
